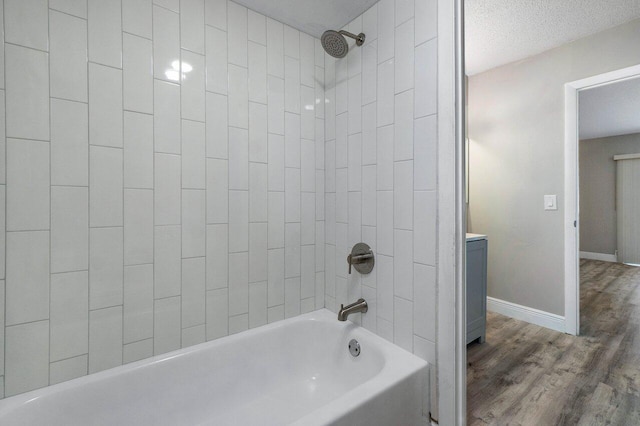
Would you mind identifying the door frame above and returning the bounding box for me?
[564,64,640,335]
[436,0,466,424]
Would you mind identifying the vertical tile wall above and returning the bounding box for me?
[323,0,438,401]
[0,0,325,398]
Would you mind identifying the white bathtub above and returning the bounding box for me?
[0,309,429,425]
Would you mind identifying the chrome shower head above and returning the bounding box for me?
[321,30,365,59]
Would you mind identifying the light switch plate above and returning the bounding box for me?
[544,195,557,210]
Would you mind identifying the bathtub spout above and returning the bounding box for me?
[337,298,368,321]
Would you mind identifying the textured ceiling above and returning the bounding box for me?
[579,76,640,140]
[232,0,378,38]
[465,0,640,75]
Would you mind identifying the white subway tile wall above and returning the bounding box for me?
[323,0,438,400]
[0,0,326,398]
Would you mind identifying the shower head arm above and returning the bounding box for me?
[338,30,366,46]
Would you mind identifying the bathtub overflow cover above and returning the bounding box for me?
[348,339,361,357]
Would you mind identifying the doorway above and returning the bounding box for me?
[564,64,640,335]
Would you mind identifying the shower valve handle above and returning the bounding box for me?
[347,243,375,275]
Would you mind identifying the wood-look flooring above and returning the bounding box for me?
[467,259,640,425]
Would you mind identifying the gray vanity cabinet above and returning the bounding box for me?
[466,237,487,344]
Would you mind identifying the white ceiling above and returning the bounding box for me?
[465,0,640,75]
[579,77,640,140]
[232,0,378,38]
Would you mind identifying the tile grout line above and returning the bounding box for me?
[83,0,91,380]
[225,0,230,338]
[120,0,126,369]
[202,0,208,343]
[243,3,250,332]
[45,0,54,387]
[178,0,184,350]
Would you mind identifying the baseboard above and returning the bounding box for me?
[487,297,566,333]
[580,251,617,262]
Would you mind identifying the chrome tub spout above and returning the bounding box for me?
[337,298,368,321]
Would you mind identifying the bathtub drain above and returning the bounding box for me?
[348,339,361,357]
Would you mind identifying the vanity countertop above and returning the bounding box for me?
[466,233,487,242]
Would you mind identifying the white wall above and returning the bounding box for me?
[580,133,640,255]
[468,19,640,315]
[0,0,326,398]
[323,0,439,411]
